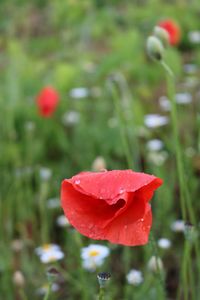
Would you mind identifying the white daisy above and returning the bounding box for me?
[188,31,200,44]
[144,114,169,128]
[69,87,89,99]
[35,244,64,263]
[62,111,80,126]
[171,220,185,232]
[81,244,110,271]
[175,93,192,104]
[126,269,143,285]
[146,139,164,152]
[56,215,70,227]
[39,167,52,181]
[157,238,171,249]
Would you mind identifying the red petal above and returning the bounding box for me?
[68,170,162,204]
[61,170,162,246]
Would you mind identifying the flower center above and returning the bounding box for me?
[89,250,100,257]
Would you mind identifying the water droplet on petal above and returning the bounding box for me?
[75,179,80,185]
[119,188,125,194]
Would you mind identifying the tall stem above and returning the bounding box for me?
[98,287,105,300]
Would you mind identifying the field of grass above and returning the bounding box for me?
[1,0,200,299]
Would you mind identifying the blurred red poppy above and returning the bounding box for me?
[158,19,181,46]
[37,86,59,117]
[61,170,163,246]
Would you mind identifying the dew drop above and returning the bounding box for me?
[119,188,125,194]
[75,179,80,185]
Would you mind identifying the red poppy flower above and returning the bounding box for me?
[36,86,59,117]
[61,170,163,246]
[158,19,181,46]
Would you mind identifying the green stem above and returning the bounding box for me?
[98,287,105,300]
[43,282,52,300]
[161,60,187,220]
[149,233,166,299]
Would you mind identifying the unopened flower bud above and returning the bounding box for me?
[92,156,107,172]
[97,272,111,288]
[13,271,25,287]
[153,26,169,48]
[148,256,163,273]
[147,36,164,61]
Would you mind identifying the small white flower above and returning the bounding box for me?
[62,111,80,126]
[147,151,168,166]
[171,220,185,232]
[188,31,200,44]
[69,87,89,99]
[81,244,110,271]
[175,93,192,104]
[184,64,197,74]
[37,283,59,295]
[92,156,107,172]
[146,139,164,152]
[24,121,35,132]
[47,198,60,209]
[158,238,171,249]
[40,251,64,264]
[144,114,169,128]
[148,256,163,272]
[39,167,52,181]
[35,244,64,264]
[159,96,171,111]
[56,215,70,227]
[126,269,143,285]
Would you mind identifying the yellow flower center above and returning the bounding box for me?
[89,250,100,257]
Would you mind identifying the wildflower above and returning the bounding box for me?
[157,238,171,249]
[35,244,64,264]
[126,269,143,285]
[171,219,185,232]
[61,170,162,246]
[69,87,89,99]
[81,244,110,271]
[62,111,80,126]
[36,86,59,117]
[144,114,169,128]
[147,151,168,166]
[159,96,171,111]
[188,31,200,44]
[92,156,107,172]
[146,139,164,152]
[47,198,60,209]
[158,19,181,45]
[146,36,164,61]
[175,93,192,104]
[37,283,59,295]
[56,215,70,227]
[39,167,52,181]
[148,256,163,272]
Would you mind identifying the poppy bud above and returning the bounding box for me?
[13,271,25,287]
[97,272,111,288]
[146,36,164,61]
[153,26,169,48]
